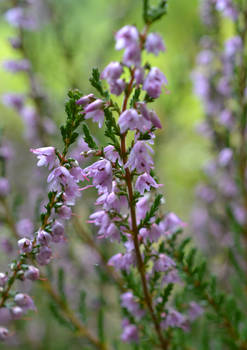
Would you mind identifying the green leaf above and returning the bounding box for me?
[58,268,66,302]
[79,290,87,324]
[82,124,98,149]
[89,68,109,98]
[49,302,76,331]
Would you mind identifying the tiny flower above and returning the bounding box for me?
[58,205,72,220]
[101,62,123,81]
[118,109,141,133]
[37,230,52,245]
[0,327,9,341]
[187,302,204,321]
[0,273,8,287]
[161,309,189,331]
[122,44,141,67]
[134,67,144,85]
[162,269,181,284]
[215,0,238,20]
[160,212,185,234]
[36,246,52,265]
[52,221,65,243]
[109,79,126,96]
[11,306,23,320]
[125,141,154,173]
[154,254,176,272]
[218,148,233,166]
[76,93,95,106]
[145,33,165,55]
[0,178,10,197]
[3,59,31,73]
[18,238,32,253]
[2,93,25,110]
[83,159,113,192]
[138,102,162,129]
[104,145,121,163]
[143,67,168,98]
[30,147,56,170]
[115,25,139,50]
[24,266,40,281]
[108,252,135,271]
[135,173,161,194]
[121,292,145,319]
[224,36,242,57]
[14,293,35,311]
[16,219,34,238]
[121,322,139,343]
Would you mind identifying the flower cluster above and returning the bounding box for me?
[192,0,247,298]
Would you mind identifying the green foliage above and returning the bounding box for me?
[58,268,66,302]
[49,302,76,331]
[78,290,87,324]
[89,68,109,99]
[82,123,98,149]
[104,108,120,149]
[143,0,167,25]
[139,194,163,228]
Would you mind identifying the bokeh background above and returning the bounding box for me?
[0,0,216,349]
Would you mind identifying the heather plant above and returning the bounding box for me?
[1,0,247,349]
[193,0,247,284]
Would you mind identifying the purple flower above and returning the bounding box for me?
[16,218,34,238]
[104,145,121,163]
[154,254,176,272]
[140,223,161,242]
[118,109,142,133]
[14,293,35,311]
[18,238,33,253]
[108,252,135,271]
[136,196,150,222]
[47,166,72,190]
[123,44,141,67]
[3,59,31,73]
[37,229,52,245]
[121,321,139,343]
[160,213,185,235]
[84,99,105,128]
[224,36,242,58]
[187,302,204,321]
[2,93,25,110]
[215,0,238,20]
[52,221,65,243]
[10,306,23,320]
[115,25,139,50]
[196,185,216,203]
[135,173,161,194]
[125,141,154,173]
[162,269,181,284]
[121,292,144,319]
[83,159,113,192]
[58,205,72,220]
[0,327,9,341]
[134,67,144,85]
[0,178,10,197]
[36,246,52,265]
[109,79,126,96]
[101,62,123,81]
[0,273,8,287]
[218,148,233,166]
[30,147,56,170]
[5,7,35,29]
[145,33,165,55]
[161,309,189,331]
[76,93,95,106]
[138,102,162,129]
[24,266,40,281]
[143,67,168,98]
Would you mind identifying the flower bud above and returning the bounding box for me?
[18,238,32,253]
[24,266,40,281]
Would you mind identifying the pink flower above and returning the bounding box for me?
[135,173,161,194]
[30,147,56,170]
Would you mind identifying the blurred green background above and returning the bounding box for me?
[0,0,212,349]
